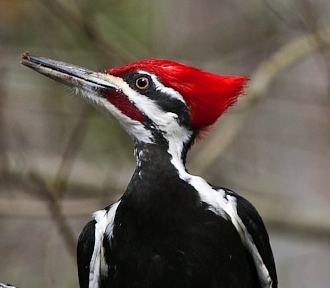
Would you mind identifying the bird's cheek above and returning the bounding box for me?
[103,90,146,122]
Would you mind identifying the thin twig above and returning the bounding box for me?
[0,67,10,175]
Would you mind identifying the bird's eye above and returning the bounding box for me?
[135,76,150,90]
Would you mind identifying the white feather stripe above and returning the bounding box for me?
[225,195,273,288]
[89,202,120,288]
[105,201,121,240]
[170,154,273,288]
[89,210,107,288]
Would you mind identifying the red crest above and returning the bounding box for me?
[108,59,248,129]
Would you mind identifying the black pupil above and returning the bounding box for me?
[136,77,149,89]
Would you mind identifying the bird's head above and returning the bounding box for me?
[21,54,247,154]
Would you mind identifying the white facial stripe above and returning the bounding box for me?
[127,88,192,164]
[99,73,192,146]
[73,70,191,146]
[78,72,175,133]
[70,86,153,144]
[137,71,186,103]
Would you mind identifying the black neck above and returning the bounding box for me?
[120,139,194,211]
[133,141,184,180]
[133,126,198,167]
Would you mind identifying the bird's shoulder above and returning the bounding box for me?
[77,219,96,288]
[77,202,120,288]
[210,186,278,288]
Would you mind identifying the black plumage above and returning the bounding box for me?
[21,54,278,288]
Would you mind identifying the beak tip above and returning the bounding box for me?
[21,51,31,60]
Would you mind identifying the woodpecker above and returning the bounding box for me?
[21,53,277,288]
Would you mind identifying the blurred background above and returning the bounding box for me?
[0,0,330,287]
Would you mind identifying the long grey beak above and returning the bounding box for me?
[20,52,118,91]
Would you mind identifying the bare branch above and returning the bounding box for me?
[0,170,77,259]
[0,68,10,174]
[32,172,77,259]
[189,24,330,174]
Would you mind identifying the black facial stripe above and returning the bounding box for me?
[142,117,169,146]
[154,96,190,127]
[123,72,190,127]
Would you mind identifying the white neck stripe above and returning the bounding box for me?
[167,150,273,288]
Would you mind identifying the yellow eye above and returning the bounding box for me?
[135,76,150,90]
